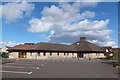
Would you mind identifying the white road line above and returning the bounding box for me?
[7,63,31,65]
[37,67,39,69]
[0,71,32,75]
[16,62,41,64]
[30,67,39,69]
[2,66,25,68]
[2,66,39,69]
[28,71,32,75]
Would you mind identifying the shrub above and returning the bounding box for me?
[2,52,9,58]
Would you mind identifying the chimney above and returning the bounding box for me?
[80,37,86,41]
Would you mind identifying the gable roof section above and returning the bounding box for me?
[72,40,104,53]
[7,44,34,51]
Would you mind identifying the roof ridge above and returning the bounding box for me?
[38,42,70,46]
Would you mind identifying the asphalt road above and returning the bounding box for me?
[1,58,118,78]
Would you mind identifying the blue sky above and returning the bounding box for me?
[1,1,119,47]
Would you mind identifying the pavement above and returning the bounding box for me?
[1,58,119,78]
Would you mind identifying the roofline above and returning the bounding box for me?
[8,49,104,53]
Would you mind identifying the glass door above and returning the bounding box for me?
[18,52,27,58]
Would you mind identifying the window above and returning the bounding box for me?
[43,52,46,56]
[57,53,59,56]
[50,53,52,56]
[38,53,40,56]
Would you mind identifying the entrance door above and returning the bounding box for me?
[77,53,83,58]
[18,52,27,58]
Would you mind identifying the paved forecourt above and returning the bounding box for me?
[1,58,118,78]
[2,59,46,78]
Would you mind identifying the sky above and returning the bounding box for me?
[0,1,119,48]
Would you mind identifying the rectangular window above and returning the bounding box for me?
[57,53,59,56]
[43,52,46,56]
[50,53,52,56]
[38,53,40,56]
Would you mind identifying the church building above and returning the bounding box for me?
[7,37,111,59]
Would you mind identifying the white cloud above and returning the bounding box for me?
[80,11,95,19]
[28,3,96,33]
[50,30,55,35]
[1,1,35,22]
[89,36,118,48]
[0,41,21,48]
[64,19,109,31]
[0,41,24,52]
[27,18,53,32]
[27,2,117,47]
[41,3,96,23]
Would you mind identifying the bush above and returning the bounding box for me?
[2,52,9,58]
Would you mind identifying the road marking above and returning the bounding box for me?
[7,63,31,65]
[2,66,25,68]
[28,71,32,75]
[37,67,39,69]
[0,71,32,75]
[2,66,39,69]
[16,62,41,64]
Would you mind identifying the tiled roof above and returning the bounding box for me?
[30,42,76,51]
[72,40,104,52]
[8,42,104,52]
[8,44,34,51]
[7,37,106,53]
